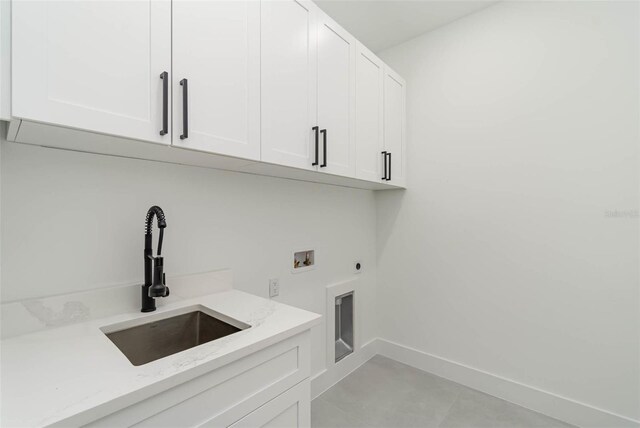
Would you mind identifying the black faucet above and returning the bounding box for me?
[142,206,170,312]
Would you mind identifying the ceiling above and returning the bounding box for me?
[315,0,499,52]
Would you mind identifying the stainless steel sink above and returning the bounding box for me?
[102,307,249,366]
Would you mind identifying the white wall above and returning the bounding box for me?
[377,0,639,423]
[0,0,10,121]
[0,140,378,378]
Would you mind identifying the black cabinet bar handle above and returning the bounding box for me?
[180,78,188,140]
[387,152,392,181]
[320,129,327,167]
[312,126,319,166]
[159,72,168,136]
[381,151,388,180]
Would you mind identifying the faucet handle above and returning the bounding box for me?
[163,273,169,297]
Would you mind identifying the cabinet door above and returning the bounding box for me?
[12,1,171,144]
[228,380,310,428]
[261,0,317,170]
[172,0,260,160]
[316,13,355,178]
[354,44,384,182]
[383,66,406,187]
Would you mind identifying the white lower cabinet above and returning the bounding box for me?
[86,332,311,428]
[228,380,310,428]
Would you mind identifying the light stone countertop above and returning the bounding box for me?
[1,289,321,427]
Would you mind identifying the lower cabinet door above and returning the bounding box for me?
[85,332,310,428]
[226,380,310,428]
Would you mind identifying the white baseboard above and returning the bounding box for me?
[310,338,379,399]
[377,338,639,428]
[310,338,639,427]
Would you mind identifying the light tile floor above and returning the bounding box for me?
[311,356,575,428]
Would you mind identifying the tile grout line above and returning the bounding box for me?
[312,395,369,428]
[434,385,464,428]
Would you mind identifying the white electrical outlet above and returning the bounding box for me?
[269,278,280,298]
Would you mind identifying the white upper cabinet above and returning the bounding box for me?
[354,43,384,183]
[7,0,406,189]
[316,12,356,178]
[12,0,171,144]
[172,0,260,160]
[261,0,318,170]
[383,66,406,187]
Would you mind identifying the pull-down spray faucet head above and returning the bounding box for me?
[142,206,169,312]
